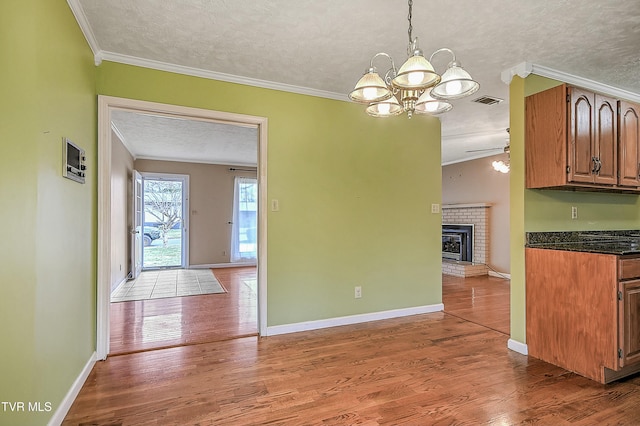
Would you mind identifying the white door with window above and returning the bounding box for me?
[231,177,258,262]
[131,170,143,279]
[140,173,189,269]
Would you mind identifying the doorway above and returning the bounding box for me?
[97,96,268,359]
[140,173,189,270]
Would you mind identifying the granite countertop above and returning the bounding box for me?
[525,230,640,255]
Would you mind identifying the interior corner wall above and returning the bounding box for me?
[133,159,257,266]
[442,155,511,274]
[111,131,134,289]
[0,1,97,425]
[96,61,444,327]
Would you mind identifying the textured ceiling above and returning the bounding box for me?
[74,0,640,165]
[111,110,258,166]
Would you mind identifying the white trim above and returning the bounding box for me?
[66,0,101,64]
[442,203,492,209]
[488,270,511,280]
[98,51,348,102]
[502,62,640,103]
[507,339,528,355]
[265,304,444,337]
[47,352,96,426]
[97,95,268,358]
[110,276,129,297]
[500,62,533,85]
[96,98,112,360]
[190,262,257,269]
[133,154,254,168]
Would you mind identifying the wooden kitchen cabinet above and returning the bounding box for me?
[525,84,639,192]
[526,248,640,383]
[618,101,640,187]
[618,278,640,368]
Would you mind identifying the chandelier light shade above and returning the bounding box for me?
[349,0,479,118]
[414,91,453,115]
[430,60,480,100]
[391,47,440,90]
[349,68,392,103]
[366,96,404,117]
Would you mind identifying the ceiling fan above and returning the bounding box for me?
[465,128,510,154]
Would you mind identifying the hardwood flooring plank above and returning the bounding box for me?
[65,272,640,425]
[109,267,257,354]
[65,311,640,425]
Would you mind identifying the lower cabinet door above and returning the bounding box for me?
[619,279,640,368]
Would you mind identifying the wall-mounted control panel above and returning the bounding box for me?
[63,137,86,184]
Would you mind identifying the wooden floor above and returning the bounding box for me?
[109,267,257,354]
[442,273,510,335]
[64,273,640,425]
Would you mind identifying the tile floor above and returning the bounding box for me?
[111,269,226,302]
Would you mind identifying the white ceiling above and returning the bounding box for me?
[72,0,640,165]
[111,110,258,166]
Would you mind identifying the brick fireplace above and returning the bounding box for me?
[441,203,490,277]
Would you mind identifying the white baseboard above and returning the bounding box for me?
[110,276,129,296]
[48,351,96,426]
[488,270,511,280]
[507,339,528,355]
[265,304,444,336]
[190,262,257,269]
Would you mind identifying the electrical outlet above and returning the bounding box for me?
[431,203,440,214]
[354,286,362,299]
[571,206,578,219]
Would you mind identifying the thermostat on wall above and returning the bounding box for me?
[62,137,86,184]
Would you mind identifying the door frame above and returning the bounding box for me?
[97,95,268,360]
[140,172,190,270]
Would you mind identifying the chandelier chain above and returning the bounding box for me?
[407,0,413,44]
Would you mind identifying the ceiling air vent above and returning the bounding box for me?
[472,96,504,106]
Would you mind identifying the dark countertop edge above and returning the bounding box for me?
[525,243,640,256]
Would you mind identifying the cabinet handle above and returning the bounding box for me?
[592,157,598,174]
[596,158,602,174]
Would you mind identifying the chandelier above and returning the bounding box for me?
[349,0,479,118]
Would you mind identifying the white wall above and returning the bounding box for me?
[442,154,510,274]
[110,130,134,289]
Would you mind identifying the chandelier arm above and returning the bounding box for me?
[428,47,456,65]
[369,52,397,83]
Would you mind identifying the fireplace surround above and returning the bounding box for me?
[441,203,490,277]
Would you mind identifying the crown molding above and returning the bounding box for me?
[110,121,137,160]
[500,62,533,85]
[502,62,640,103]
[66,0,102,65]
[98,51,349,102]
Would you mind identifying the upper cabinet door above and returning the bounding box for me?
[569,87,595,183]
[593,94,618,185]
[618,101,640,187]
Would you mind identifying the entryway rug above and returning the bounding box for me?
[111,269,226,302]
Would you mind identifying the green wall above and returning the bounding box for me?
[96,62,444,326]
[0,1,97,425]
[509,74,640,344]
